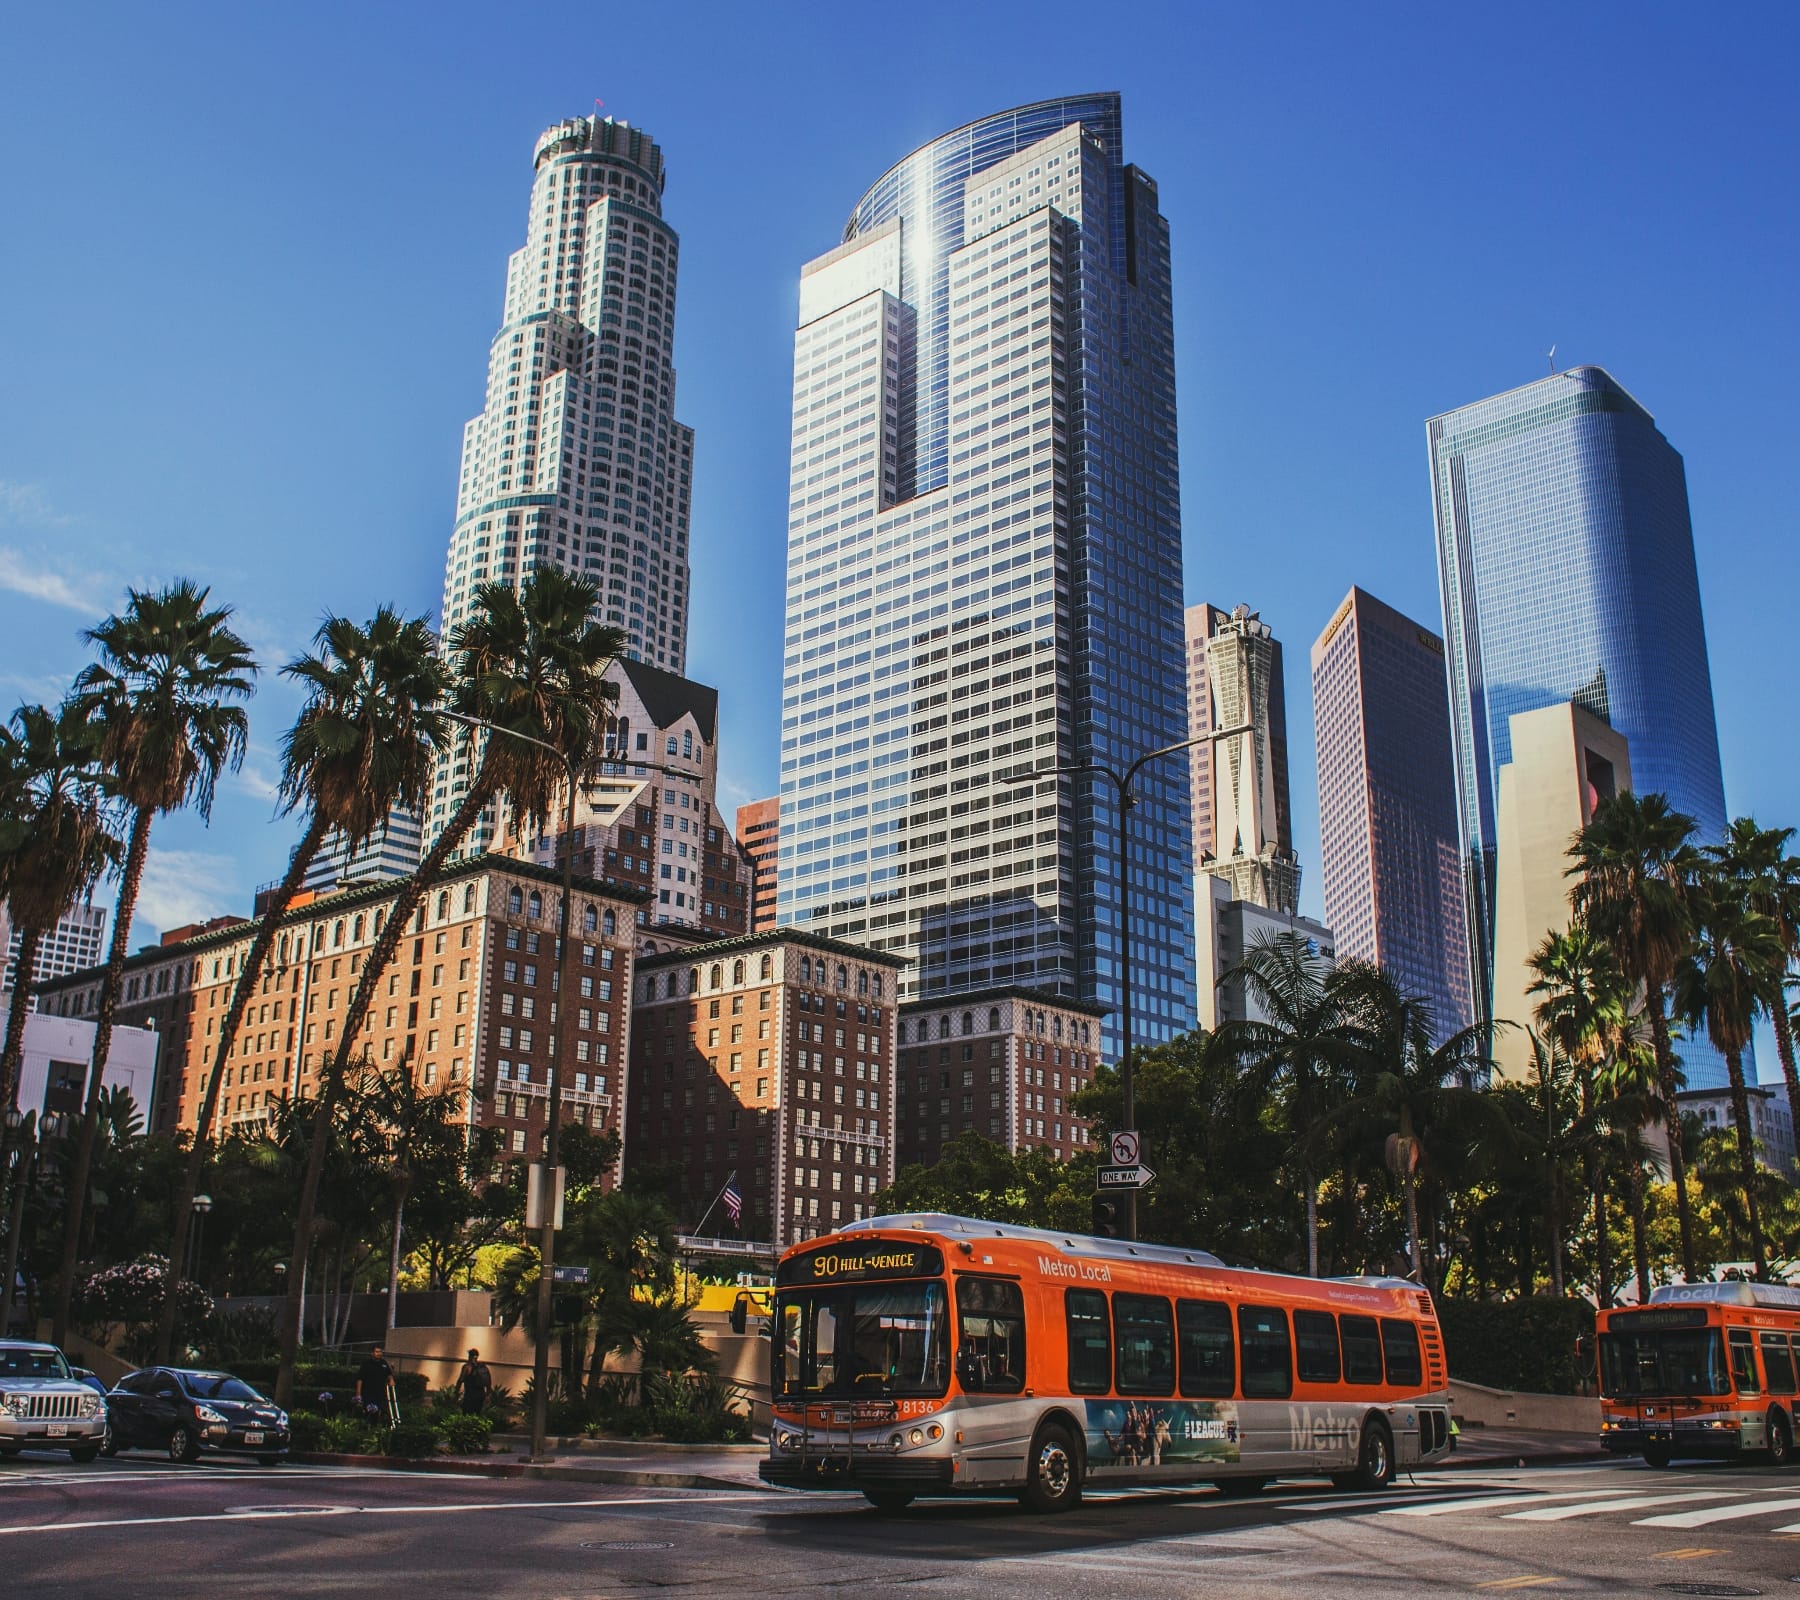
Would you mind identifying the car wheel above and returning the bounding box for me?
[1217,1475,1268,1498]
[1019,1421,1082,1514]
[257,1455,283,1467]
[0,1446,22,1459]
[169,1428,201,1464]
[863,1489,914,1513]
[69,1445,99,1464]
[1351,1418,1395,1491]
[98,1421,117,1458]
[1768,1410,1793,1468]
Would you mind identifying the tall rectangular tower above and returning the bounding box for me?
[431,115,696,852]
[1428,366,1729,1077]
[1310,587,1470,1039]
[736,797,780,933]
[777,96,1193,1056]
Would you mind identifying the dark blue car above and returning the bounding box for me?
[103,1367,290,1464]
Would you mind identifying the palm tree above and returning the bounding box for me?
[53,582,255,1344]
[154,607,447,1361]
[362,1061,466,1331]
[1568,791,1703,1282]
[1333,964,1501,1283]
[0,703,116,1113]
[1706,818,1800,1168]
[1674,877,1787,1280]
[1214,930,1360,1275]
[1594,1029,1664,1301]
[274,567,623,1405]
[1518,1029,1584,1297]
[1527,924,1632,1303]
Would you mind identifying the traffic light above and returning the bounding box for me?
[1091,1196,1123,1238]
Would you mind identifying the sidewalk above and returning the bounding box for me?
[292,1437,771,1492]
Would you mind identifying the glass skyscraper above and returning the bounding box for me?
[778,94,1193,1054]
[1428,365,1729,1077]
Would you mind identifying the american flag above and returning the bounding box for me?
[722,1179,744,1226]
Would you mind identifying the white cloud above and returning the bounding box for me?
[0,546,105,613]
[233,761,283,805]
[0,480,76,527]
[130,848,243,940]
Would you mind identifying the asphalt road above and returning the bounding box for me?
[6,1450,1800,1598]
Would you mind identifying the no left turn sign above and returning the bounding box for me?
[1109,1131,1140,1167]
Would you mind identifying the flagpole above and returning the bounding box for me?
[689,1169,739,1240]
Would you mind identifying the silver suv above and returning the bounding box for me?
[0,1342,107,1462]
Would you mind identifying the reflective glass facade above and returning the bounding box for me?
[1429,366,1730,1081]
[780,95,1193,1058]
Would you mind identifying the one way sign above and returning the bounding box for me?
[1096,1163,1155,1191]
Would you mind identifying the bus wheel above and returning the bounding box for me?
[1216,1476,1266,1498]
[1767,1410,1793,1468]
[1020,1422,1082,1514]
[863,1490,915,1514]
[1643,1445,1672,1469]
[1349,1418,1395,1491]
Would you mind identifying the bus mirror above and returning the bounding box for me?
[730,1295,749,1335]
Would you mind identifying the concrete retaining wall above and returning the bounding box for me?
[1449,1377,1599,1433]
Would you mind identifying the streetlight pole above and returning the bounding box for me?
[1031,723,1252,1241]
[439,710,700,1462]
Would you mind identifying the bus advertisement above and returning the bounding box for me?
[759,1212,1454,1512]
[1597,1280,1800,1468]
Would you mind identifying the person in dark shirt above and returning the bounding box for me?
[354,1346,395,1420]
[456,1349,493,1415]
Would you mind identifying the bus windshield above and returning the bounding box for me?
[1600,1327,1731,1398]
[775,1279,949,1400]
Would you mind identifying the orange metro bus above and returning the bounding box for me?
[1598,1281,1800,1468]
[759,1212,1455,1511]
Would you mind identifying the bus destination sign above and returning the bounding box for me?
[778,1241,945,1286]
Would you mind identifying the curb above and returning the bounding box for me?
[289,1450,769,1492]
[1440,1449,1612,1470]
[487,1434,766,1455]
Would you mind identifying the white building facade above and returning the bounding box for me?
[1,900,108,996]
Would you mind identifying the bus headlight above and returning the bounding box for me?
[909,1428,924,1445]
[926,1424,943,1441]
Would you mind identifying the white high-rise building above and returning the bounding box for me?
[1,899,108,996]
[301,808,425,894]
[431,114,695,852]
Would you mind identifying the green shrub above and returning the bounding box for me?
[232,1361,428,1407]
[319,1414,380,1455]
[1437,1297,1595,1395]
[287,1412,330,1451]
[383,1421,440,1459]
[433,1413,492,1454]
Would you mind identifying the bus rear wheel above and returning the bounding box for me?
[863,1490,915,1514]
[1020,1422,1082,1514]
[1643,1444,1672,1469]
[1341,1418,1395,1491]
[1768,1410,1793,1468]
[1216,1476,1266,1498]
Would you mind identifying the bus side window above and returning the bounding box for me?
[1114,1294,1174,1396]
[1341,1314,1383,1385]
[956,1277,1025,1394]
[1761,1333,1798,1395]
[1177,1299,1235,1398]
[1066,1289,1112,1395]
[1379,1318,1424,1388]
[1729,1330,1761,1394]
[1238,1304,1292,1399]
[1294,1310,1341,1385]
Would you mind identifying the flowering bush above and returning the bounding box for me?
[73,1255,214,1362]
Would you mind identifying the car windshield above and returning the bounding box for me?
[181,1373,264,1403]
[0,1346,71,1381]
[774,1280,949,1400]
[1600,1329,1732,1398]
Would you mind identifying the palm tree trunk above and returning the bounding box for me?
[1724,1046,1769,1279]
[1547,1205,1565,1299]
[0,1128,36,1335]
[1774,1004,1800,1179]
[387,1179,410,1333]
[1304,1176,1318,1277]
[0,925,43,1111]
[1627,1154,1652,1302]
[1580,1070,1611,1306]
[275,767,497,1406]
[52,806,152,1346]
[155,811,330,1362]
[1647,986,1698,1280]
[1403,1167,1422,1279]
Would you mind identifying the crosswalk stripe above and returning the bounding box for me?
[1636,1496,1800,1529]
[1503,1492,1742,1522]
[1384,1490,1605,1518]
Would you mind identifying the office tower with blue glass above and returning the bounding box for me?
[778,95,1193,1054]
[1429,365,1730,1076]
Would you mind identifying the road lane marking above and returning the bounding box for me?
[1653,1548,1725,1559]
[1503,1493,1742,1521]
[1383,1490,1604,1518]
[1638,1496,1800,1528]
[0,1492,766,1537]
[1476,1578,1559,1591]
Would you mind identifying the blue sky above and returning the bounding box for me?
[2,3,1793,1049]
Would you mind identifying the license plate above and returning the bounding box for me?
[46,1423,68,1438]
[244,1431,264,1445]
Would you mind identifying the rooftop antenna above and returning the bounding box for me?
[1546,343,1558,374]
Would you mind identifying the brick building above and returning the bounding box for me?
[37,858,644,1160]
[894,986,1106,1170]
[734,796,779,934]
[627,930,906,1248]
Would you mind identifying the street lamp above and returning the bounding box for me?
[186,1193,213,1285]
[1022,723,1253,1241]
[439,708,698,1462]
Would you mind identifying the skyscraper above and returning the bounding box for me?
[1428,366,1729,1048]
[301,810,424,894]
[1311,587,1470,1038]
[777,95,1193,1053]
[431,115,695,851]
[736,797,780,933]
[1189,603,1297,913]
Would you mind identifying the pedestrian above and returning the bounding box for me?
[355,1344,396,1424]
[457,1347,493,1415]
